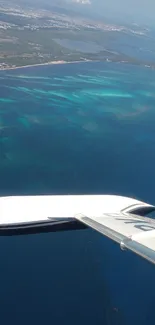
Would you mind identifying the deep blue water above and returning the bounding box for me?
[0,61,155,324]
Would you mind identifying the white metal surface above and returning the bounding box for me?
[1,194,155,265]
[0,194,153,225]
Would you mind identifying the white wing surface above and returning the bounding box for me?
[0,194,155,265]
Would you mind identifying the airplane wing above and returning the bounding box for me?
[0,194,155,265]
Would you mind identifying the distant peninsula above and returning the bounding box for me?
[0,0,154,71]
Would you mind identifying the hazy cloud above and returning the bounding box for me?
[71,0,91,4]
[90,0,155,24]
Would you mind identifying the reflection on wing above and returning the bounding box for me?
[75,212,155,265]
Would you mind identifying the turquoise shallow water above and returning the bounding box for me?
[0,61,155,324]
[0,62,155,198]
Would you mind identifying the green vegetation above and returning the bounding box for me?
[0,12,153,69]
[0,28,91,67]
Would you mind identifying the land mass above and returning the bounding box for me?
[0,0,154,70]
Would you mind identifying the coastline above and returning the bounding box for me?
[0,59,153,73]
[0,59,94,72]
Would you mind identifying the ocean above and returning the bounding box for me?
[0,61,155,324]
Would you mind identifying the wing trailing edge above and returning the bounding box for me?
[75,211,155,265]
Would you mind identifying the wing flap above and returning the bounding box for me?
[75,213,155,265]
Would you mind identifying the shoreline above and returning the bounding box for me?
[0,59,153,73]
[0,59,95,72]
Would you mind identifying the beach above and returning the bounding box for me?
[0,59,93,72]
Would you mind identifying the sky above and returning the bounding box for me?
[66,0,155,24]
[18,0,155,25]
